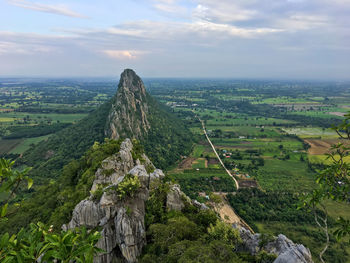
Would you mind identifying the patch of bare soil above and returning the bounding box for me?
[329,112,346,117]
[238,179,259,188]
[304,139,350,155]
[212,195,241,225]
[208,158,219,165]
[178,157,195,169]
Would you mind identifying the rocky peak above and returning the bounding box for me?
[118,69,146,97]
[64,138,166,263]
[105,69,150,140]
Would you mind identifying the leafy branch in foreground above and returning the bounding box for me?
[300,112,350,262]
[0,222,102,263]
[0,158,104,262]
[0,158,33,221]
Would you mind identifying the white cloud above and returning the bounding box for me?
[7,0,88,18]
[102,50,147,60]
[104,20,282,40]
[193,1,258,22]
[279,14,329,30]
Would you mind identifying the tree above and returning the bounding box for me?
[0,158,103,262]
[0,158,32,221]
[300,112,350,262]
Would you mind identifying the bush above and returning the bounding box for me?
[115,174,141,200]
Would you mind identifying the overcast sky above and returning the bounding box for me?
[1,0,349,79]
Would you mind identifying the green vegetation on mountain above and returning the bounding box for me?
[0,159,103,262]
[141,181,276,263]
[18,100,113,183]
[15,70,192,188]
[1,139,122,233]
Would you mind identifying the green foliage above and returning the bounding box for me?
[19,99,113,182]
[259,233,275,249]
[103,168,115,176]
[143,93,193,169]
[207,220,242,249]
[301,112,350,243]
[91,184,104,202]
[0,159,103,263]
[4,123,70,139]
[131,139,145,162]
[169,170,236,199]
[227,188,321,231]
[0,158,33,221]
[0,139,122,233]
[145,181,170,228]
[114,174,141,200]
[141,181,271,262]
[255,251,277,263]
[0,222,102,262]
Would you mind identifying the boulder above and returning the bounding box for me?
[238,227,313,263]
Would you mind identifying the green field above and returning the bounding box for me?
[256,159,316,191]
[0,139,22,154]
[283,127,338,138]
[0,112,88,124]
[9,135,52,154]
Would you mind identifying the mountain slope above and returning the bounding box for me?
[105,69,192,168]
[19,69,192,183]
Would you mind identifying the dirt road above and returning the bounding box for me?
[197,117,240,190]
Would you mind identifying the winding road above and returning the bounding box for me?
[194,113,254,233]
[197,117,240,190]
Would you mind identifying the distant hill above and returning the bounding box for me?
[19,69,193,183]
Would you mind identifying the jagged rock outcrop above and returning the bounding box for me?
[166,184,186,211]
[64,139,165,263]
[105,69,151,140]
[238,227,313,263]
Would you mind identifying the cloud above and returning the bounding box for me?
[7,0,88,18]
[279,14,329,30]
[193,2,258,22]
[103,20,282,41]
[102,50,147,60]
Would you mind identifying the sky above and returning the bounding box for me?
[1,0,349,79]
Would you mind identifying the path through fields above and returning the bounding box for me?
[197,117,240,190]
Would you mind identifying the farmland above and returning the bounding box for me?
[1,77,350,261]
[148,79,350,262]
[0,79,116,157]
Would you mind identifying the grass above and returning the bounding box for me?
[256,159,316,191]
[0,112,88,124]
[169,169,236,198]
[283,127,338,139]
[308,155,350,165]
[0,139,23,154]
[207,126,281,138]
[10,135,51,154]
[324,199,350,220]
[192,158,206,169]
[191,144,206,158]
[0,117,16,122]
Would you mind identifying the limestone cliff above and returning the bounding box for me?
[63,139,184,263]
[105,69,151,140]
[238,227,313,263]
[104,69,193,169]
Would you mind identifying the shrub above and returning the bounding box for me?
[115,174,141,200]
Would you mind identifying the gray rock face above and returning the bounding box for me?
[65,139,164,263]
[238,228,313,263]
[268,235,313,263]
[105,69,150,140]
[166,184,186,211]
[192,199,209,210]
